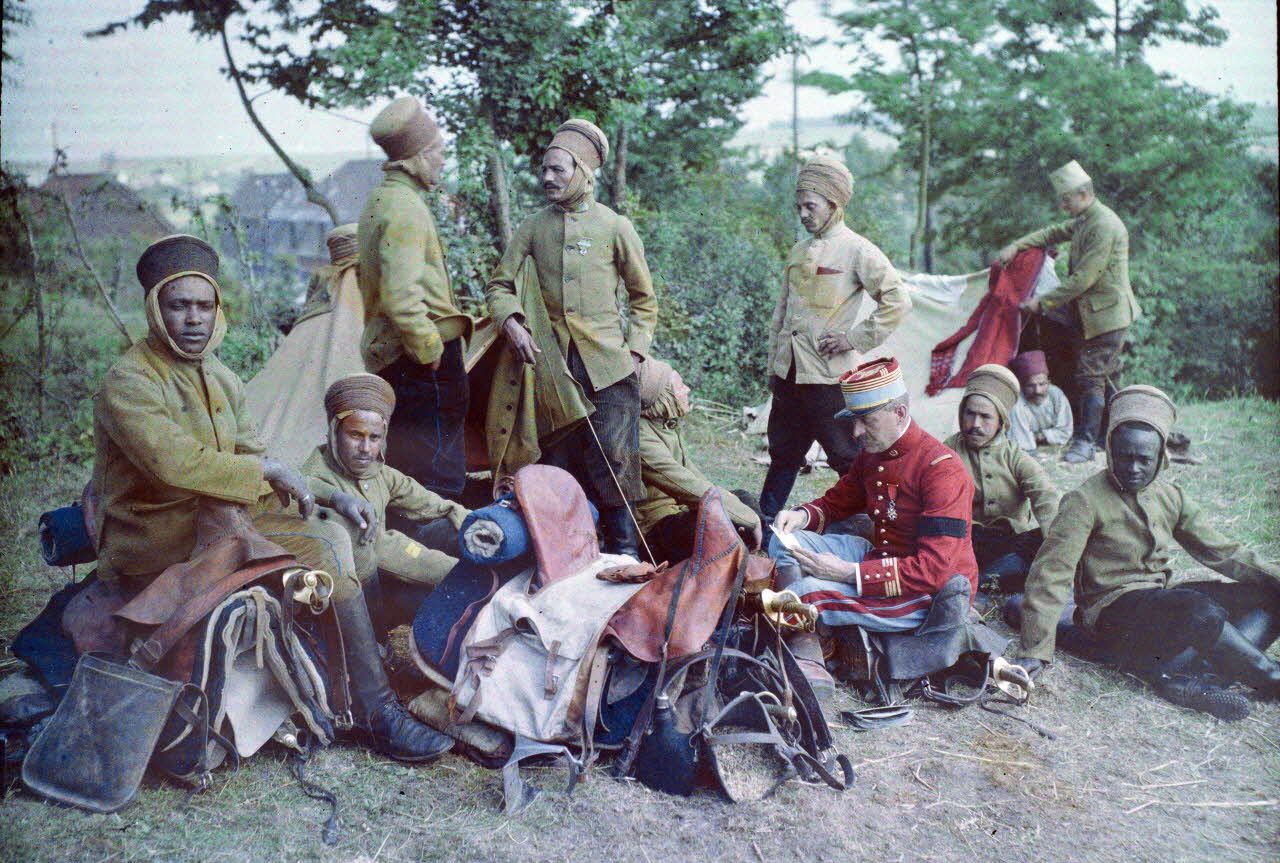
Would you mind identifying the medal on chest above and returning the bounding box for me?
[574,238,593,256]
[886,483,899,521]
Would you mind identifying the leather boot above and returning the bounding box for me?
[602,505,641,558]
[1156,673,1250,722]
[1232,606,1280,651]
[785,630,835,710]
[334,594,454,762]
[1063,395,1104,463]
[1209,622,1280,699]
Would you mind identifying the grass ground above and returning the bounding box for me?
[1,398,1278,863]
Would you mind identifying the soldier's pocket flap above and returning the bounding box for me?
[1087,292,1120,312]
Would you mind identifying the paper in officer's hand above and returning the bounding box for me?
[774,530,801,552]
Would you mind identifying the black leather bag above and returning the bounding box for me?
[21,653,192,813]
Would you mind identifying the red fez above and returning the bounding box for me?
[1009,350,1048,385]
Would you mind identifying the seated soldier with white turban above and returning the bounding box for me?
[95,236,454,763]
[769,357,977,695]
[943,364,1058,594]
[635,357,762,563]
[1014,385,1280,721]
[1006,350,1073,453]
[301,374,470,632]
[759,155,912,541]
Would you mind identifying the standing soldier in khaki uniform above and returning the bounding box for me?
[760,155,911,536]
[360,97,473,500]
[95,235,454,763]
[942,365,1058,594]
[998,160,1141,464]
[1014,386,1280,721]
[485,119,658,557]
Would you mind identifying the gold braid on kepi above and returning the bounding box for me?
[324,373,396,422]
[834,357,907,419]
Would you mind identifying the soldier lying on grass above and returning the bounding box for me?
[1013,385,1280,720]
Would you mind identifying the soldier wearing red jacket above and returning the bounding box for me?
[770,357,978,691]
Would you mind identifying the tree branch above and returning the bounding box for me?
[55,193,133,346]
[219,23,339,226]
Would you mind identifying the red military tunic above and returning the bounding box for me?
[794,420,978,619]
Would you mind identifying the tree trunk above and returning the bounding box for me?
[1113,0,1122,65]
[910,85,932,272]
[923,204,935,274]
[486,147,513,253]
[612,119,629,213]
[219,25,339,226]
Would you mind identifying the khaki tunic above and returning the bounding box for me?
[636,399,760,535]
[1012,200,1141,341]
[943,433,1058,536]
[768,221,911,385]
[301,445,468,584]
[92,336,267,583]
[485,197,658,391]
[1018,471,1280,662]
[358,169,473,371]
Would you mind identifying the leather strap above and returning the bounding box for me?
[128,557,294,671]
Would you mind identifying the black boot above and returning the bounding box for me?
[1063,395,1105,463]
[602,505,641,558]
[334,594,454,762]
[1156,673,1250,722]
[758,463,800,548]
[1232,606,1280,651]
[1209,622,1280,699]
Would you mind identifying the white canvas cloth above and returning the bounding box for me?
[745,259,1058,443]
[244,264,366,467]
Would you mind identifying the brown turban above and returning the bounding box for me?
[637,356,676,411]
[1105,385,1177,481]
[1008,350,1048,386]
[960,364,1020,432]
[325,373,396,422]
[796,155,854,207]
[370,97,442,161]
[325,224,358,265]
[549,119,609,172]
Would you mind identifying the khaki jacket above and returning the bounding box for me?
[358,169,473,371]
[769,222,911,384]
[485,197,657,391]
[636,396,760,535]
[93,336,267,583]
[943,433,1058,536]
[1013,200,1140,341]
[1018,471,1280,661]
[301,444,469,534]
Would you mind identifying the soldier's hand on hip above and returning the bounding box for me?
[262,457,316,518]
[502,316,540,365]
[331,491,378,544]
[1019,297,1042,315]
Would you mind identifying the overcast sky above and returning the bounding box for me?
[1,0,1276,164]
